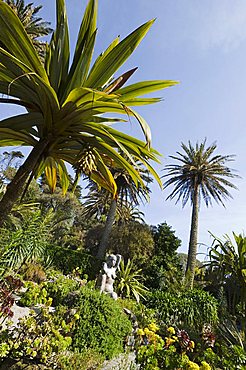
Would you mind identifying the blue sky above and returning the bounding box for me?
[1,0,246,258]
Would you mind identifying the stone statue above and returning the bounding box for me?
[99,254,121,300]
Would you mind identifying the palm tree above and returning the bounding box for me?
[0,0,177,226]
[163,139,238,288]
[3,0,52,59]
[82,157,152,258]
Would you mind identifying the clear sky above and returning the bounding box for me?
[1,0,246,258]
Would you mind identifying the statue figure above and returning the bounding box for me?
[99,254,121,300]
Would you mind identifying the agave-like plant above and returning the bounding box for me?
[0,0,177,225]
[116,258,148,303]
[205,232,246,317]
[0,210,53,274]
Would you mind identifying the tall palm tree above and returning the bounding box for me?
[163,139,238,288]
[82,157,152,258]
[0,0,177,226]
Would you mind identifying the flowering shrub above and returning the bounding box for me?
[136,324,213,370]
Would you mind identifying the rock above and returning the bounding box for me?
[2,303,30,330]
[101,352,139,370]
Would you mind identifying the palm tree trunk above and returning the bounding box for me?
[96,198,117,259]
[185,185,199,288]
[0,139,49,227]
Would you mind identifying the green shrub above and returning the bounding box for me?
[0,305,74,368]
[48,246,92,276]
[19,281,48,307]
[20,262,46,283]
[197,344,246,369]
[46,275,81,306]
[117,298,156,329]
[146,289,218,331]
[71,287,132,359]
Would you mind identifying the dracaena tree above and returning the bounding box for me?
[163,140,238,288]
[0,0,177,227]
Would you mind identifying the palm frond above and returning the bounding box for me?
[163,139,239,208]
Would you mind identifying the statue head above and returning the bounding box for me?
[106,254,117,268]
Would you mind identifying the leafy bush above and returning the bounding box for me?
[70,287,132,359]
[19,281,48,307]
[20,262,46,283]
[0,304,76,368]
[45,275,81,306]
[197,344,246,369]
[146,289,218,331]
[47,246,92,276]
[117,298,156,329]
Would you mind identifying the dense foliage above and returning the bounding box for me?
[145,289,219,332]
[69,287,132,359]
[0,1,245,369]
[136,324,246,370]
[143,222,183,290]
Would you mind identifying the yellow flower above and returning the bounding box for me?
[166,337,176,347]
[187,361,200,370]
[167,326,175,335]
[199,361,212,370]
[144,327,151,335]
[137,328,145,336]
[148,323,159,333]
[189,340,195,349]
